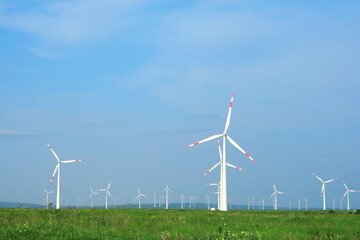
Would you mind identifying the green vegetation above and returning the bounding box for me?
[1,208,359,239]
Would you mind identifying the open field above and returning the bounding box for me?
[1,208,359,239]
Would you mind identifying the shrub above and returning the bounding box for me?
[328,210,335,214]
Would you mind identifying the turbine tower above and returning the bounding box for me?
[153,192,156,208]
[269,181,286,210]
[162,184,171,209]
[341,180,359,210]
[312,173,337,210]
[47,142,84,209]
[97,180,113,209]
[180,195,184,209]
[88,186,98,209]
[43,189,53,209]
[136,187,146,209]
[185,93,256,211]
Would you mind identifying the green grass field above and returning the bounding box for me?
[1,208,359,239]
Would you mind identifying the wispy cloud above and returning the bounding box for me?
[0,129,41,136]
[0,0,147,45]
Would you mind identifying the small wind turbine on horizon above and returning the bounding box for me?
[89,186,98,209]
[205,182,221,210]
[269,181,286,210]
[97,180,113,209]
[47,142,84,209]
[341,180,359,210]
[162,184,171,210]
[313,173,337,210]
[185,93,256,211]
[43,189,53,209]
[136,187,146,209]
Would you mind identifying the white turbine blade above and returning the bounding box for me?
[49,191,53,194]
[60,159,84,163]
[49,164,59,184]
[341,191,347,200]
[226,135,256,164]
[90,186,94,193]
[97,189,107,192]
[324,177,337,183]
[349,190,360,193]
[202,162,221,177]
[185,134,222,148]
[342,180,348,190]
[107,191,113,199]
[312,173,324,182]
[137,187,140,194]
[44,189,48,193]
[205,183,218,186]
[277,191,286,195]
[269,192,275,199]
[226,163,245,171]
[141,194,147,197]
[217,138,223,162]
[272,181,276,192]
[224,92,234,133]
[46,142,60,162]
[107,180,112,190]
[88,193,92,198]
[135,195,140,201]
[162,188,166,192]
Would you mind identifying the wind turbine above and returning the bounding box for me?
[185,93,256,211]
[88,186,98,209]
[43,189,53,209]
[341,180,359,210]
[269,181,286,210]
[136,187,146,209]
[153,192,156,208]
[205,182,221,210]
[47,142,84,209]
[312,173,337,210]
[304,198,308,210]
[97,180,113,209]
[180,195,184,209]
[162,184,171,209]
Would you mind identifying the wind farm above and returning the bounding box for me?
[1,0,360,239]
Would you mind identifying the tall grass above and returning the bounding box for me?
[0,208,359,239]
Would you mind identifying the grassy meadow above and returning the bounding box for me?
[0,208,359,239]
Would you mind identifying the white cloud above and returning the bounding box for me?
[0,129,41,136]
[0,0,147,45]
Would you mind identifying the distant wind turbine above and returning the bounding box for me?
[88,186,98,209]
[97,180,113,209]
[43,189,53,209]
[341,180,359,210]
[269,181,286,210]
[136,187,146,209]
[312,173,337,210]
[185,93,256,211]
[162,184,171,209]
[47,142,84,209]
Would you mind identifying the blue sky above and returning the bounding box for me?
[0,0,360,209]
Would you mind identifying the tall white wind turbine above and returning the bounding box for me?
[312,173,337,210]
[89,186,98,209]
[269,181,286,210]
[341,180,359,210]
[43,189,53,209]
[162,184,171,209]
[47,142,84,209]
[98,180,113,209]
[186,93,256,211]
[136,187,146,209]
